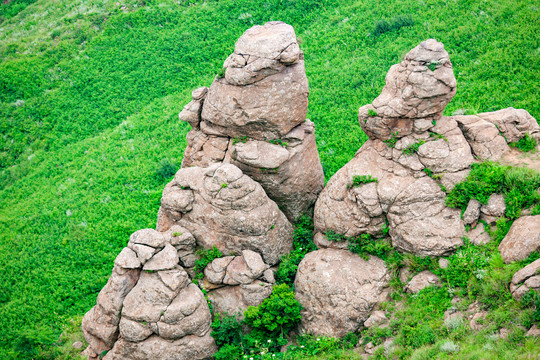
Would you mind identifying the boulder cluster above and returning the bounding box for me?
[82,22,540,359]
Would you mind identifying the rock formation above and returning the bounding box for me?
[294,248,390,337]
[83,24,540,358]
[82,229,216,360]
[178,21,324,221]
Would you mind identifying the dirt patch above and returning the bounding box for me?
[500,147,540,172]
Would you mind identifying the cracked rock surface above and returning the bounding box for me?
[294,248,390,337]
[82,229,216,360]
[156,163,293,265]
[499,215,540,263]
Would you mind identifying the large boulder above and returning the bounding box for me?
[156,163,293,265]
[294,249,390,337]
[82,229,216,360]
[231,120,325,221]
[200,21,308,140]
[478,108,540,143]
[511,258,540,300]
[453,115,509,161]
[499,215,540,263]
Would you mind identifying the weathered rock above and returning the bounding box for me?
[527,324,540,337]
[178,87,208,129]
[103,333,217,360]
[478,108,540,143]
[405,270,440,293]
[453,115,509,160]
[480,194,506,218]
[142,243,178,271]
[499,215,540,263]
[231,120,325,221]
[510,258,540,300]
[469,311,488,331]
[207,281,273,317]
[462,199,481,225]
[295,249,390,337]
[359,39,456,142]
[364,310,388,328]
[222,250,268,285]
[439,258,450,269]
[115,248,141,269]
[181,129,230,168]
[156,163,293,265]
[200,22,308,140]
[467,223,491,246]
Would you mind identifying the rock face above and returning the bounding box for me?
[405,271,441,293]
[177,21,324,221]
[478,108,540,143]
[294,249,390,337]
[453,115,509,161]
[499,215,540,263]
[315,40,472,256]
[156,163,293,265]
[82,229,217,360]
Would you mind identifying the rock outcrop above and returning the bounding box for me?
[82,229,216,360]
[315,40,470,256]
[177,21,324,221]
[478,108,540,143]
[499,215,540,263]
[294,249,390,337]
[156,163,293,265]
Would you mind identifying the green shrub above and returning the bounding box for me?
[384,132,399,148]
[510,133,537,152]
[155,158,177,180]
[192,246,222,283]
[368,109,378,117]
[402,139,426,155]
[372,15,414,36]
[269,139,288,147]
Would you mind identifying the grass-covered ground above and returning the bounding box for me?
[0,0,539,358]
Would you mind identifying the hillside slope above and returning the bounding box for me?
[0,0,539,358]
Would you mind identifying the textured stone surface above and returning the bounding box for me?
[359,39,456,142]
[295,249,390,337]
[480,194,506,218]
[499,215,540,263]
[453,115,509,160]
[463,199,481,225]
[207,281,273,317]
[467,223,491,246]
[200,22,308,140]
[156,163,293,265]
[231,120,325,221]
[510,258,540,301]
[405,270,441,293]
[478,108,540,143]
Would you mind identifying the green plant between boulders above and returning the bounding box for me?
[402,139,426,155]
[192,246,222,283]
[509,133,537,152]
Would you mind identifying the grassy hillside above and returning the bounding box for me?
[0,0,539,358]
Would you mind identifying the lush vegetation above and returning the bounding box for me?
[349,174,378,188]
[1,0,539,358]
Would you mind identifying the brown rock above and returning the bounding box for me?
[178,87,208,129]
[478,108,540,143]
[480,194,506,218]
[181,129,230,168]
[200,22,308,140]
[453,115,509,160]
[295,249,390,337]
[231,120,325,221]
[499,215,540,263]
[527,324,540,337]
[405,270,441,293]
[359,39,456,142]
[156,163,293,265]
[467,222,491,245]
[462,199,481,225]
[512,258,540,285]
[207,281,273,317]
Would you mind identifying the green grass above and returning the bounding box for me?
[0,0,539,358]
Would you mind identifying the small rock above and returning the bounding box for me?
[143,243,178,271]
[480,194,506,218]
[526,324,540,337]
[364,310,388,328]
[462,199,481,225]
[72,341,83,349]
[500,328,509,339]
[439,258,450,269]
[470,311,488,331]
[405,271,440,293]
[468,222,491,245]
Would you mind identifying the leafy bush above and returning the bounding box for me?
[402,139,426,155]
[446,161,540,220]
[275,215,316,286]
[155,158,177,180]
[372,15,414,36]
[510,133,537,152]
[192,246,222,283]
[384,132,399,148]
